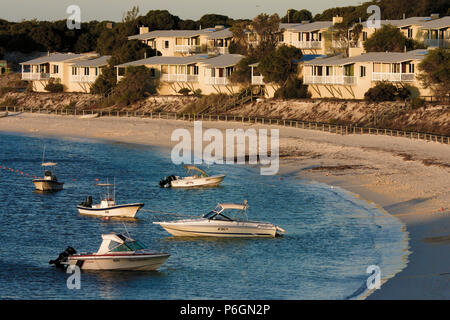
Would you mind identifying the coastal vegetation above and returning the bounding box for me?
[417,48,450,97]
[363,25,424,52]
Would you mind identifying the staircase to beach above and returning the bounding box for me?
[198,86,264,114]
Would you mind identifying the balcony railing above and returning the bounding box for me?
[205,77,229,85]
[71,75,99,83]
[303,75,357,85]
[290,40,322,49]
[174,45,201,53]
[208,47,229,55]
[424,39,450,48]
[252,75,264,85]
[372,73,415,82]
[22,72,50,80]
[160,74,198,82]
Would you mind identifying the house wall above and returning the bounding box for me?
[304,60,430,99]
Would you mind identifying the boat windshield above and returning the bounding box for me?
[110,240,146,252]
[203,210,233,221]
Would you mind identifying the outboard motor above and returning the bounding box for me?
[49,246,77,269]
[159,175,177,188]
[80,196,92,207]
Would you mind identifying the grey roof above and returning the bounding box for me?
[116,54,210,67]
[420,16,450,29]
[199,54,244,67]
[360,16,450,29]
[20,53,92,65]
[128,29,213,41]
[304,49,428,66]
[117,54,244,68]
[71,56,111,67]
[205,28,233,39]
[285,21,332,32]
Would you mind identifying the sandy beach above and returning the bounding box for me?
[1,112,449,299]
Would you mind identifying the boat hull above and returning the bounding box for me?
[170,174,225,188]
[77,203,144,218]
[68,253,170,271]
[33,179,64,191]
[154,220,281,238]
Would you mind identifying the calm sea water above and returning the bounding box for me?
[0,132,408,300]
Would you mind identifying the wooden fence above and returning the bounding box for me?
[2,105,449,145]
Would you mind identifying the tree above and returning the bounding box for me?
[281,9,312,23]
[111,66,159,106]
[198,14,232,28]
[228,56,258,85]
[364,25,421,52]
[139,10,180,30]
[364,81,399,102]
[417,48,450,97]
[258,45,302,85]
[90,64,116,95]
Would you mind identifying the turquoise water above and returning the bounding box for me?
[0,132,407,299]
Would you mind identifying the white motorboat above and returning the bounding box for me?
[49,233,170,271]
[77,180,144,218]
[32,147,64,191]
[154,200,285,238]
[159,165,225,188]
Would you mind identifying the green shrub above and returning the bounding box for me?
[107,66,159,106]
[178,88,191,96]
[193,89,202,97]
[364,81,398,102]
[44,78,64,93]
[274,77,311,99]
[410,97,425,109]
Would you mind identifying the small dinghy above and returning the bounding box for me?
[49,233,170,271]
[0,111,8,118]
[78,113,99,119]
[77,179,144,218]
[159,165,225,188]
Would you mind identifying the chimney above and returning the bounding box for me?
[430,13,439,20]
[139,26,149,34]
[332,16,343,25]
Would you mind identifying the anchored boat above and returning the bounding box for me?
[77,180,144,218]
[49,233,170,271]
[159,165,225,188]
[32,147,64,192]
[154,200,285,238]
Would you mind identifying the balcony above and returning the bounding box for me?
[252,75,264,85]
[424,39,450,48]
[303,75,357,85]
[290,40,322,49]
[372,73,415,82]
[205,77,229,85]
[71,75,99,83]
[208,47,229,55]
[22,72,50,80]
[160,74,199,82]
[174,45,202,53]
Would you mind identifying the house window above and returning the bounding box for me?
[53,65,59,74]
[164,40,169,49]
[279,33,284,42]
[362,32,367,41]
[193,65,199,75]
[150,68,156,78]
[118,68,125,76]
[84,67,89,76]
[325,66,332,76]
[360,66,366,77]
[95,68,98,76]
[407,28,413,38]
[71,67,77,76]
[408,63,414,73]
[318,33,322,41]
